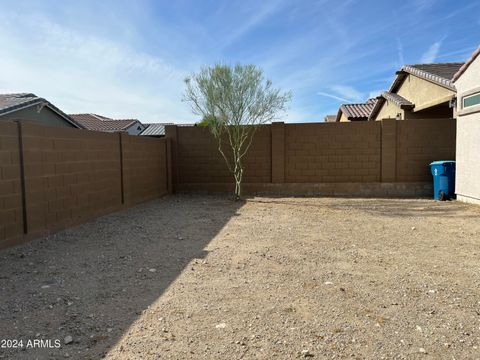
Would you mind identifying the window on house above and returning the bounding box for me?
[463,92,480,108]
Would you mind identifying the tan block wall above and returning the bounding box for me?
[168,119,455,191]
[285,122,381,182]
[122,135,169,206]
[0,123,23,248]
[396,118,456,182]
[21,122,123,235]
[0,121,171,250]
[175,126,271,184]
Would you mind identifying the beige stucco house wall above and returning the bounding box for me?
[396,74,455,112]
[454,51,480,204]
[375,100,402,119]
[373,75,456,121]
[339,112,349,122]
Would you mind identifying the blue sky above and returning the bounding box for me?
[0,0,478,123]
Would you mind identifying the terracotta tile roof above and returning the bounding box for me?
[0,93,82,128]
[391,62,464,91]
[452,47,480,82]
[139,123,173,136]
[368,92,415,120]
[381,92,414,108]
[338,98,377,121]
[69,113,140,132]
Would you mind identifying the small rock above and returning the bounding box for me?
[301,349,314,357]
[419,347,427,354]
[324,281,333,285]
[149,268,157,273]
[215,323,227,329]
[411,226,416,231]
[64,336,73,345]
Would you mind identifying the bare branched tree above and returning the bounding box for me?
[183,64,291,200]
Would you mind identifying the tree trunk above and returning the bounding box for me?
[234,171,242,201]
[233,152,243,201]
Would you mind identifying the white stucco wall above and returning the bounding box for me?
[455,52,480,203]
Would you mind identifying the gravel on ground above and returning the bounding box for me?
[1,195,480,359]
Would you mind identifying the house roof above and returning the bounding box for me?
[0,93,83,128]
[336,98,377,121]
[139,123,173,136]
[452,47,480,82]
[368,92,415,120]
[69,113,141,132]
[323,115,336,123]
[390,62,464,92]
[381,92,414,108]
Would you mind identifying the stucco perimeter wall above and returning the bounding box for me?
[166,119,456,195]
[0,121,171,250]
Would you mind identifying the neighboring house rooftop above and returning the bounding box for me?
[369,92,415,120]
[323,115,337,123]
[70,113,141,132]
[139,123,173,136]
[0,93,82,128]
[452,46,480,82]
[390,62,464,92]
[336,98,377,121]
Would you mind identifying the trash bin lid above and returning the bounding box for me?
[430,160,455,166]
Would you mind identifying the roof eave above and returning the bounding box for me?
[452,46,480,82]
[0,99,83,129]
[368,96,386,121]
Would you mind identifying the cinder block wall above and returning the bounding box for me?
[122,134,169,206]
[0,123,23,248]
[172,125,271,184]
[0,121,171,250]
[285,122,381,183]
[22,122,123,237]
[166,119,456,193]
[396,118,456,182]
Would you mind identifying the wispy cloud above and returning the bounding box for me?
[396,37,405,66]
[368,89,383,99]
[420,41,442,63]
[413,0,436,12]
[317,92,350,103]
[330,85,364,102]
[0,11,193,123]
[219,0,286,48]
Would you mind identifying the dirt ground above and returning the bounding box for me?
[1,195,480,359]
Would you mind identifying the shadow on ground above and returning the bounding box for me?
[0,194,243,359]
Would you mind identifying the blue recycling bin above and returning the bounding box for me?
[430,161,456,201]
